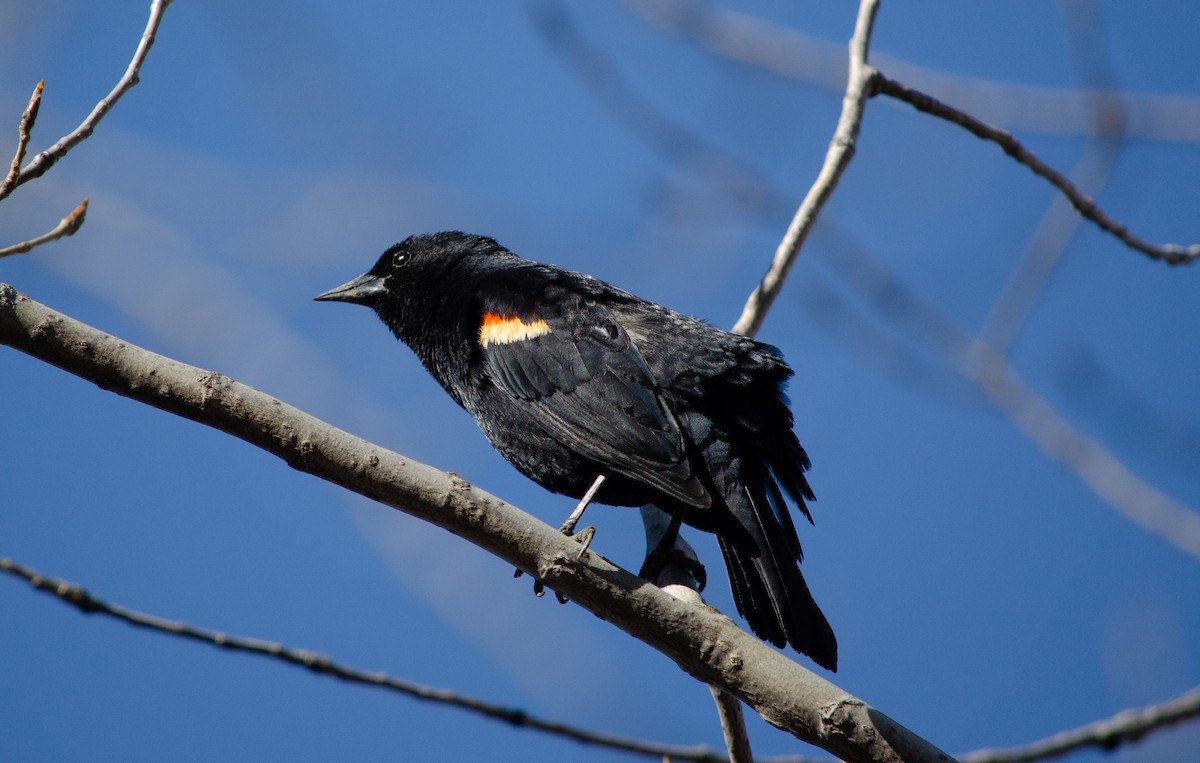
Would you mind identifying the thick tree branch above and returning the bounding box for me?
[0,283,952,763]
[732,0,880,337]
[9,0,172,192]
[0,197,88,259]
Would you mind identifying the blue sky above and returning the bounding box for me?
[2,1,1198,760]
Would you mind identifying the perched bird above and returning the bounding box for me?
[315,232,837,670]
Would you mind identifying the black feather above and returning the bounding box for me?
[316,231,838,670]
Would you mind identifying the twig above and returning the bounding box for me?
[979,140,1122,351]
[960,685,1200,763]
[709,686,753,763]
[15,548,1194,763]
[0,198,88,259]
[1050,342,1200,478]
[529,1,777,221]
[10,0,172,191]
[874,75,1198,265]
[969,341,1200,558]
[0,556,735,763]
[816,235,1200,561]
[626,0,1200,144]
[980,0,1126,351]
[0,81,43,201]
[629,0,1199,266]
[638,515,751,762]
[0,284,953,763]
[732,0,881,337]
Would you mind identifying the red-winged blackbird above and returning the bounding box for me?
[315,232,837,671]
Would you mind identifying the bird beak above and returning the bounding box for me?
[313,273,386,305]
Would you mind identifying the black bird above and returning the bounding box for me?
[315,232,837,671]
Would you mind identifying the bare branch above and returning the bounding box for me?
[980,0,1126,351]
[979,141,1122,351]
[968,342,1200,558]
[0,81,43,202]
[11,0,172,191]
[960,685,1200,763]
[529,1,778,223]
[0,198,88,259]
[816,238,1200,561]
[874,75,1198,265]
[710,685,754,763]
[0,284,952,763]
[629,0,1198,267]
[626,0,1200,144]
[0,556,738,763]
[1050,342,1200,478]
[732,0,880,337]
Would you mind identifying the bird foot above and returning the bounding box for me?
[565,524,595,559]
[639,545,708,591]
[513,568,569,603]
[512,521,593,604]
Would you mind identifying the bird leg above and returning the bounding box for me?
[558,473,605,558]
[514,473,608,601]
[638,505,706,590]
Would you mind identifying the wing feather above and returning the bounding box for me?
[476,270,709,507]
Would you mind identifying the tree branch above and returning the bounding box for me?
[0,556,739,763]
[732,0,880,337]
[0,283,952,763]
[960,685,1200,763]
[627,0,1200,144]
[629,0,1199,267]
[979,0,1126,351]
[873,75,1198,265]
[0,197,88,259]
[814,237,1200,561]
[9,0,172,192]
[0,81,42,202]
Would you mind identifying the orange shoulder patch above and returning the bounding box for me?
[479,312,551,346]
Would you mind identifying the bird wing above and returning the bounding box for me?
[473,267,710,508]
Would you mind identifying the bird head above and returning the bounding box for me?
[315,231,512,350]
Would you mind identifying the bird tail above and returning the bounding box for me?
[714,468,838,671]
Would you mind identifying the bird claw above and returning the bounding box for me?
[515,567,569,603]
[512,517,597,602]
[567,525,595,558]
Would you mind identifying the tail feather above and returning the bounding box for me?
[716,476,838,671]
[675,406,836,670]
[716,534,786,647]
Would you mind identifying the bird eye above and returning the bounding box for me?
[392,251,409,268]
